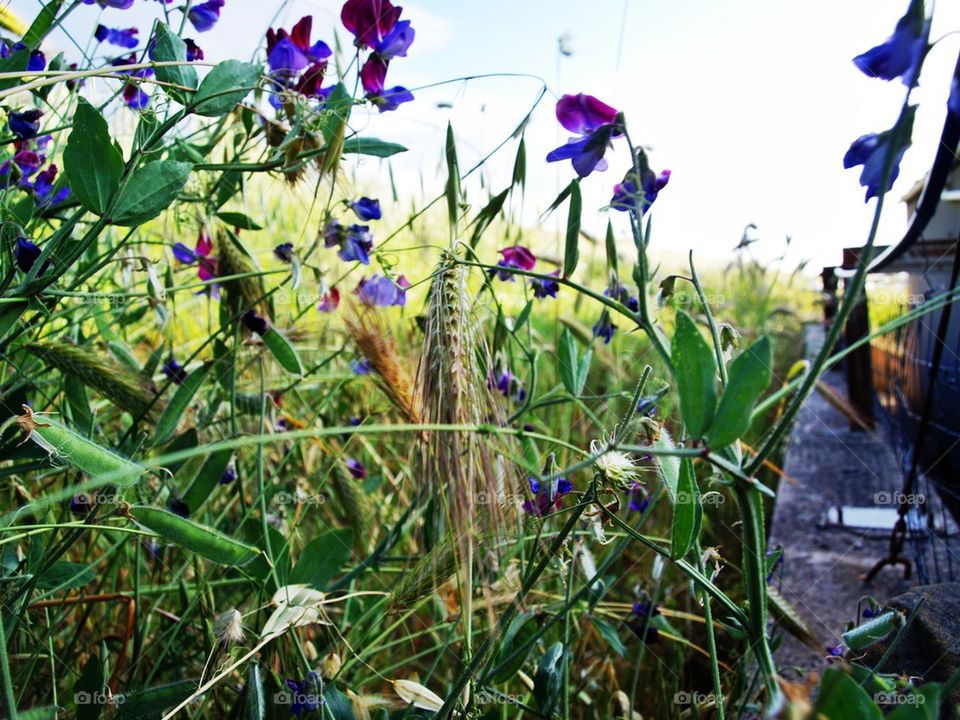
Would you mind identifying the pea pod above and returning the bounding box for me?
[154,362,212,445]
[261,328,302,375]
[130,505,259,566]
[15,407,143,486]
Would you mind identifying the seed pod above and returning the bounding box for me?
[129,505,260,566]
[15,406,144,486]
[25,341,162,422]
[215,229,268,320]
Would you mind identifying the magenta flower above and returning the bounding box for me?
[266,16,331,75]
[556,93,619,134]
[522,476,572,517]
[317,288,341,313]
[489,246,536,281]
[82,0,134,8]
[172,230,218,282]
[185,39,204,61]
[547,93,622,178]
[341,0,402,49]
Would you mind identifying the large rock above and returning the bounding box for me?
[861,583,960,714]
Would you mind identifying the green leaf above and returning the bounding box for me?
[64,99,124,215]
[590,617,626,657]
[154,362,211,445]
[671,311,717,438]
[22,1,65,48]
[36,560,94,590]
[341,137,407,157]
[115,680,198,719]
[180,447,233,513]
[558,328,586,396]
[0,49,29,91]
[708,336,772,448]
[563,179,582,278]
[323,685,356,720]
[512,136,526,189]
[131,506,259,566]
[812,667,882,720]
[290,528,354,589]
[670,457,700,559]
[491,611,539,682]
[150,23,198,102]
[262,328,302,375]
[886,683,941,720]
[605,219,618,275]
[191,60,260,117]
[652,428,681,501]
[534,641,565,717]
[244,664,265,720]
[0,301,27,344]
[14,707,58,720]
[215,211,262,230]
[469,188,509,249]
[112,161,192,227]
[74,652,105,720]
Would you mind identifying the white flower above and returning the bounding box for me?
[591,438,640,485]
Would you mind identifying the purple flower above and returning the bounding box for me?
[555,93,619,134]
[82,0,135,8]
[369,86,414,112]
[317,288,340,313]
[15,238,41,273]
[489,368,526,403]
[274,242,295,263]
[605,283,639,313]
[949,70,960,120]
[123,84,149,109]
[356,274,409,307]
[853,0,926,87]
[188,0,225,33]
[184,39,204,61]
[627,482,648,513]
[350,357,371,375]
[376,19,414,60]
[95,24,139,49]
[283,672,323,717]
[266,16,331,76]
[826,642,844,658]
[593,309,616,344]
[338,225,374,264]
[8,110,42,140]
[350,197,382,221]
[242,310,269,335]
[13,150,42,176]
[219,460,237,485]
[489,246,536,281]
[341,0,402,49]
[628,598,660,643]
[611,168,671,214]
[522,475,572,516]
[547,94,622,178]
[32,164,69,206]
[531,270,560,299]
[346,457,367,480]
[843,106,916,202]
[163,356,187,384]
[173,231,218,282]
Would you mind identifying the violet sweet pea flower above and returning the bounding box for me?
[338,225,374,264]
[350,197,382,221]
[611,168,671,214]
[949,71,960,120]
[8,110,42,140]
[184,39,204,61]
[82,0,135,8]
[341,0,402,49]
[350,357,372,375]
[522,476,572,517]
[95,24,139,49]
[274,242,295,263]
[356,274,409,307]
[172,230,218,282]
[531,270,560,299]
[241,309,269,335]
[547,93,622,178]
[32,164,70,207]
[317,287,340,313]
[853,0,926,87]
[345,457,367,480]
[843,106,916,201]
[188,0,225,33]
[266,16,331,76]
[593,309,616,344]
[489,246,536,281]
[163,356,188,384]
[376,19,414,60]
[14,238,41,273]
[369,86,414,112]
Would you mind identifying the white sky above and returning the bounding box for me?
[9,0,960,271]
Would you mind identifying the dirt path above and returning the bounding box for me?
[769,324,913,677]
